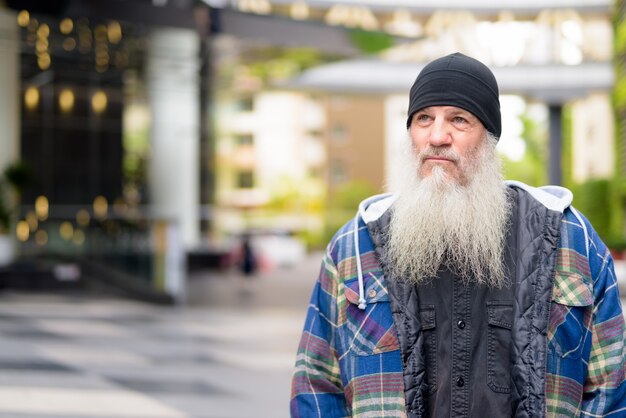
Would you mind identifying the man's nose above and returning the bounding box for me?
[428,119,452,146]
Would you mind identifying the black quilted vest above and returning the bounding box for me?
[367,186,562,417]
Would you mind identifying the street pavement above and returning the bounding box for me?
[0,252,624,418]
[0,252,324,418]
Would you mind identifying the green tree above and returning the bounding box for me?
[324,180,378,244]
[502,111,548,186]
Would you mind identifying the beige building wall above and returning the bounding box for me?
[324,95,386,194]
[571,93,614,182]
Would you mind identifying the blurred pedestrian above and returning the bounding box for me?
[290,52,626,417]
[240,234,257,278]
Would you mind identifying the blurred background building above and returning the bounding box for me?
[0,0,623,304]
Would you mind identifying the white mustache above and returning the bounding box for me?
[418,147,461,164]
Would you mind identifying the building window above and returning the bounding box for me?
[330,161,347,185]
[235,133,254,146]
[237,171,254,188]
[331,123,348,143]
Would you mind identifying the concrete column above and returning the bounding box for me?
[146,28,200,249]
[548,104,563,185]
[0,9,20,170]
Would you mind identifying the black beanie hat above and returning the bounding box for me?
[406,52,501,138]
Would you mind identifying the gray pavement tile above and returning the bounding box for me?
[0,359,78,373]
[2,329,70,340]
[110,377,233,396]
[147,354,219,365]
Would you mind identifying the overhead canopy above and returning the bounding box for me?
[267,0,611,14]
[283,59,613,102]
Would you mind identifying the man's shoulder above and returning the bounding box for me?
[324,218,358,262]
[505,180,573,214]
[326,193,394,256]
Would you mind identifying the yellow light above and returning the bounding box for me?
[94,24,107,41]
[62,37,76,51]
[107,21,122,44]
[37,54,51,70]
[91,90,107,114]
[76,209,90,226]
[93,195,108,219]
[35,195,49,220]
[24,86,40,110]
[59,18,73,34]
[37,23,50,38]
[26,211,38,230]
[17,10,29,27]
[72,229,85,246]
[290,1,309,20]
[35,39,48,53]
[59,89,74,113]
[95,55,109,66]
[59,221,74,240]
[35,230,48,246]
[16,221,29,242]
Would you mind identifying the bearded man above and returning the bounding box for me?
[290,53,626,417]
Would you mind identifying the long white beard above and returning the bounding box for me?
[385,133,511,288]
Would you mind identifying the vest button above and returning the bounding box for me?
[457,320,466,329]
[456,377,465,387]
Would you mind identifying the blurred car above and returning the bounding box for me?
[238,229,307,270]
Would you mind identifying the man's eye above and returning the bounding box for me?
[453,116,467,124]
[416,114,430,122]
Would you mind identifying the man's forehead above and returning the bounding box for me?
[416,105,475,115]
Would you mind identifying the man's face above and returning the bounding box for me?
[408,105,487,185]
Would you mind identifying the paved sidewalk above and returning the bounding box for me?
[0,292,306,418]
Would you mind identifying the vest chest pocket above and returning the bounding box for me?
[420,306,437,395]
[486,301,513,394]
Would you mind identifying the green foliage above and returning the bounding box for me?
[265,175,324,213]
[614,73,626,110]
[501,112,547,187]
[330,180,379,210]
[243,47,341,84]
[615,15,626,54]
[323,180,378,244]
[0,161,33,234]
[561,104,574,190]
[611,8,626,248]
[4,161,32,192]
[347,29,394,54]
[572,179,612,241]
[0,189,10,234]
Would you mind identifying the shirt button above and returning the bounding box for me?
[456,377,465,387]
[457,320,466,329]
[368,289,377,298]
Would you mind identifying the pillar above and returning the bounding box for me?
[0,9,20,170]
[146,28,200,249]
[548,104,563,185]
